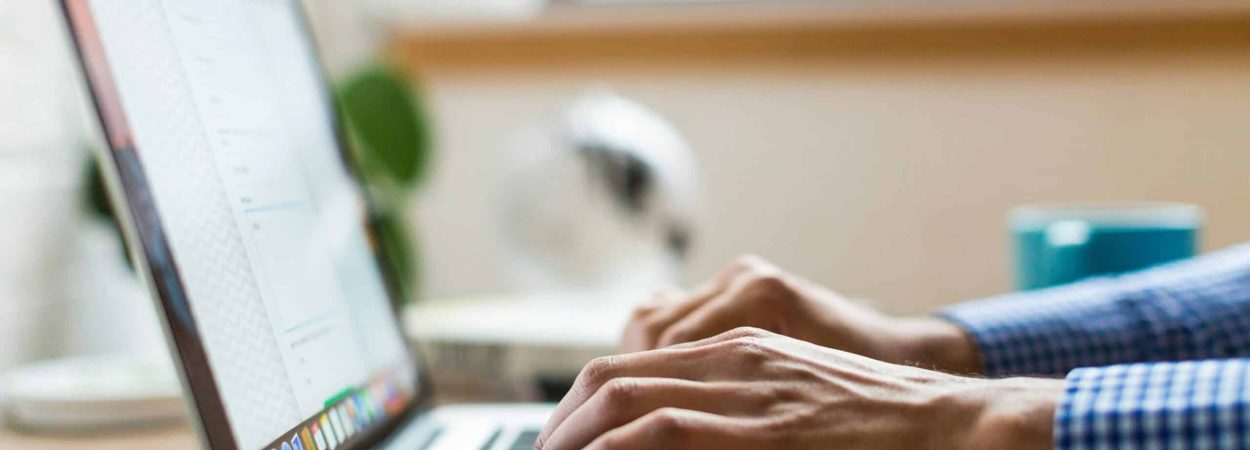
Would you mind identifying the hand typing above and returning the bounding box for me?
[622,255,981,374]
[537,327,1062,450]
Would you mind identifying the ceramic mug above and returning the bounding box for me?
[1009,203,1202,290]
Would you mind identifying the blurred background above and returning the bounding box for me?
[379,0,1250,312]
[2,0,1250,445]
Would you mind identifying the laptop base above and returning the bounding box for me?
[380,403,553,450]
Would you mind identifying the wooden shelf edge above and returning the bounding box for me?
[375,0,1250,40]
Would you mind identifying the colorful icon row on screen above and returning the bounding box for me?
[270,377,404,450]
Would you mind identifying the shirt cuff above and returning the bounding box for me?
[939,278,1140,377]
[1056,360,1250,450]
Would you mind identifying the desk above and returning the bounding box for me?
[0,295,618,447]
[0,425,195,449]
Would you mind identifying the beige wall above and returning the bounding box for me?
[395,19,1250,314]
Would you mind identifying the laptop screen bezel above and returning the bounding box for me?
[58,1,432,448]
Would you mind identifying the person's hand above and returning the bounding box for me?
[536,327,1063,450]
[623,255,982,374]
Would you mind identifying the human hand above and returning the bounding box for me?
[622,255,982,374]
[536,327,1062,450]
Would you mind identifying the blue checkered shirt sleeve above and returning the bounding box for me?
[942,243,1250,377]
[941,243,1250,450]
[1057,360,1250,449]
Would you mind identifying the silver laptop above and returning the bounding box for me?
[60,1,553,449]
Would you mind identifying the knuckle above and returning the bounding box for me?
[733,254,778,273]
[742,275,797,310]
[731,254,763,271]
[599,378,641,408]
[722,326,773,340]
[703,333,772,364]
[644,408,690,441]
[728,336,769,362]
[745,271,788,292]
[580,355,622,386]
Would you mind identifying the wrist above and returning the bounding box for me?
[894,317,984,375]
[962,378,1064,450]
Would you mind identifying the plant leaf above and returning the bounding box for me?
[337,64,432,189]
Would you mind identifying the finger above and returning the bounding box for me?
[640,268,737,332]
[621,288,687,353]
[538,378,764,450]
[539,347,722,444]
[632,286,684,315]
[583,408,752,450]
[645,285,684,307]
[664,326,777,351]
[656,274,782,348]
[626,258,757,352]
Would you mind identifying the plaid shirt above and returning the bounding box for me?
[943,243,1250,450]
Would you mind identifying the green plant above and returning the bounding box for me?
[336,63,434,304]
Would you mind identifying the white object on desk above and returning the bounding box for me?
[407,290,632,349]
[404,291,633,399]
[1,354,185,432]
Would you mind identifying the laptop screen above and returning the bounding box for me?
[63,1,418,448]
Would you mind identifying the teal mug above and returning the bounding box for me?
[1009,203,1202,290]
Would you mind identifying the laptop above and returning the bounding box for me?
[60,1,553,449]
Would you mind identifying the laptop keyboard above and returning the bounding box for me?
[506,429,541,450]
[478,428,502,450]
[417,428,445,450]
[415,426,539,450]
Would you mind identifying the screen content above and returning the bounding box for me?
[66,1,416,448]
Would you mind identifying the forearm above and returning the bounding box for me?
[894,317,985,375]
